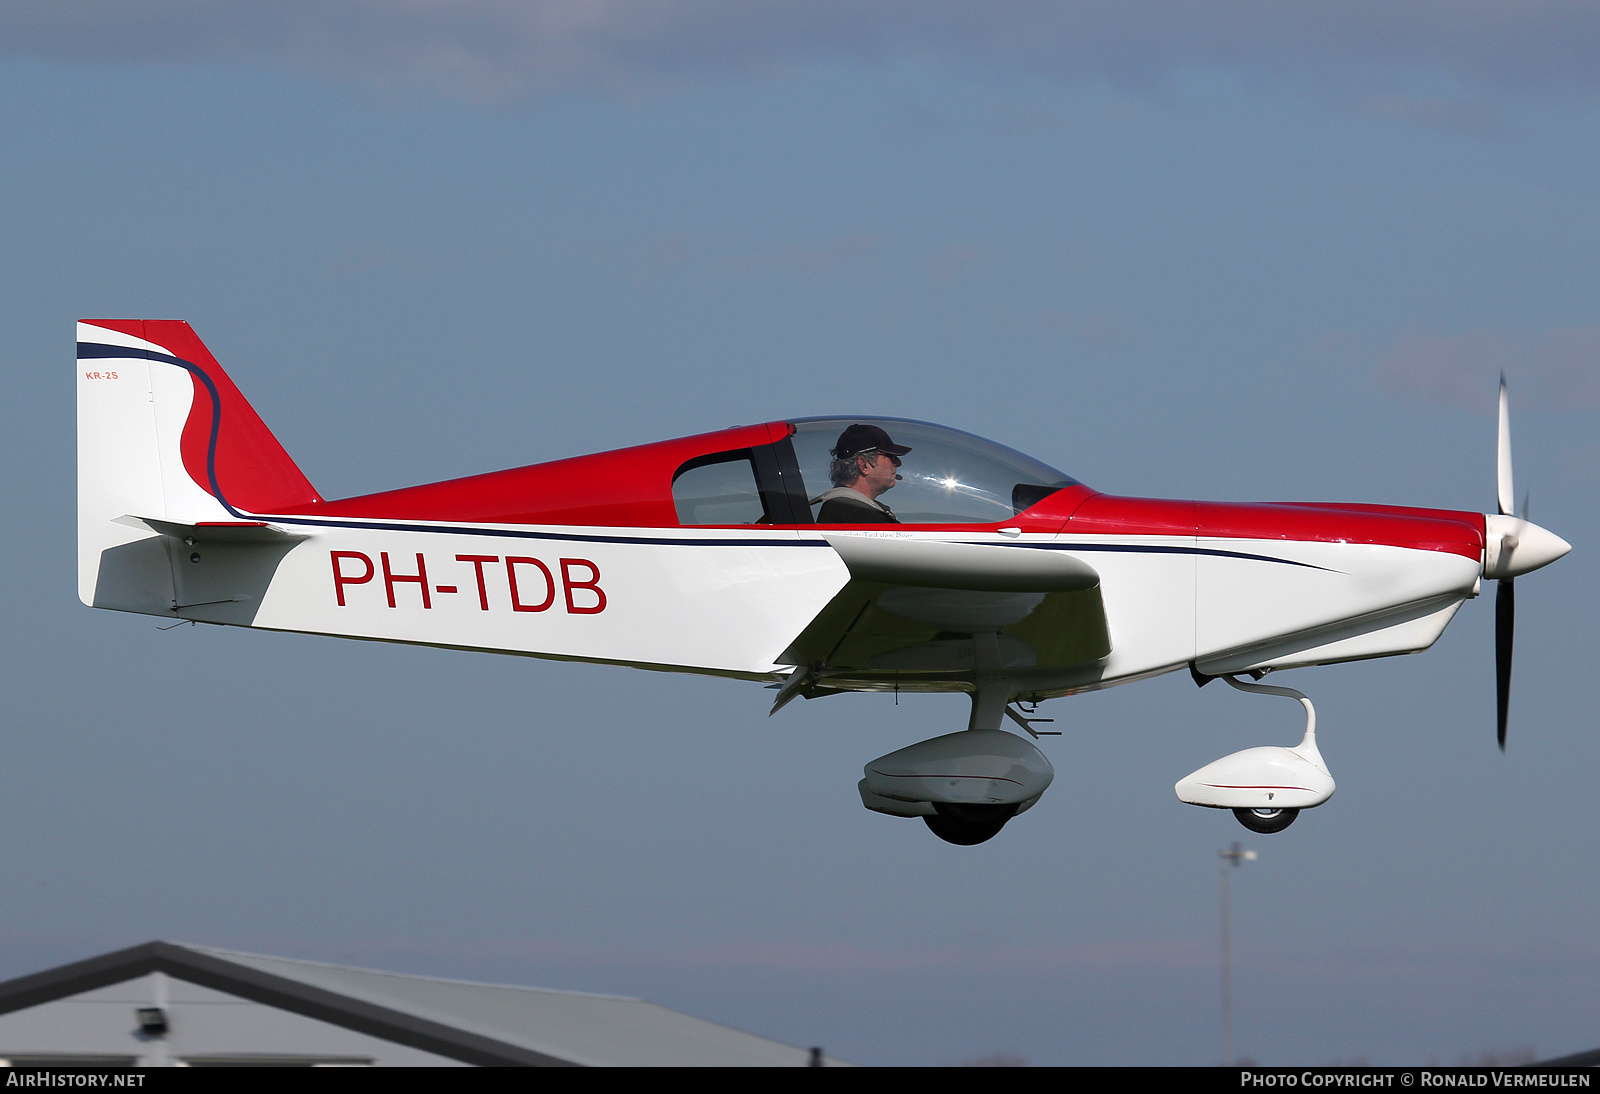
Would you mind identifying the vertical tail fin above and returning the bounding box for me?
[77,320,321,607]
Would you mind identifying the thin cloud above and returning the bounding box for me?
[1358,94,1516,139]
[260,932,1209,973]
[722,233,887,276]
[5,2,1600,102]
[1375,327,1600,410]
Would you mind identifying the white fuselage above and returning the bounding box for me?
[178,517,1483,692]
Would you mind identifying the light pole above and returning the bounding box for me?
[1220,841,1256,1066]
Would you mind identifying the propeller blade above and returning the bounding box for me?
[1495,577,1514,750]
[1497,373,1515,517]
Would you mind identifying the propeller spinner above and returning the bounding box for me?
[1483,375,1571,749]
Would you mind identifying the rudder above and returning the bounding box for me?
[77,320,322,608]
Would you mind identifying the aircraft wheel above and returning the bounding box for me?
[1232,807,1299,834]
[923,803,1018,846]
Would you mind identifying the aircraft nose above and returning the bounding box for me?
[1483,514,1572,579]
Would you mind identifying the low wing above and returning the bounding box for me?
[776,536,1112,704]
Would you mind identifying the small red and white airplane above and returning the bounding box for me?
[77,320,1570,845]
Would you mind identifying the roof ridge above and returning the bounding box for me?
[174,943,643,1002]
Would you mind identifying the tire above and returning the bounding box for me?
[923,802,1018,846]
[1232,807,1299,834]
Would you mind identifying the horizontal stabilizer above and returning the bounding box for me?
[92,517,305,626]
[130,517,309,545]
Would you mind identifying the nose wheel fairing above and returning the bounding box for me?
[1177,674,1335,832]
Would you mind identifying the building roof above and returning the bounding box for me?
[0,942,837,1067]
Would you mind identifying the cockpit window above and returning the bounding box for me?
[673,450,767,525]
[789,417,1077,525]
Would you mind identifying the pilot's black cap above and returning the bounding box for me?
[831,423,912,460]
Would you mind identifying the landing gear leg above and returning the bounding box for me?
[1223,676,1322,834]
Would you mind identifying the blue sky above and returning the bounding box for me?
[2,2,1599,1065]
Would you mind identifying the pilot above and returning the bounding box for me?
[813,423,912,524]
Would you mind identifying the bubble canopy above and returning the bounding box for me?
[790,417,1078,525]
